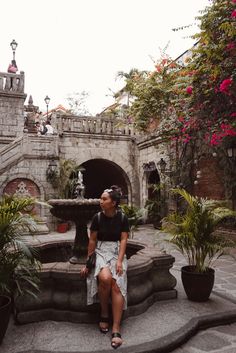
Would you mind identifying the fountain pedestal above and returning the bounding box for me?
[48,199,100,263]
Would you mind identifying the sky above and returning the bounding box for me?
[0,0,210,115]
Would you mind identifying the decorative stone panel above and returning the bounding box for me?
[3,178,40,198]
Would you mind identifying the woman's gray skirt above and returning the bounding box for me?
[86,240,128,310]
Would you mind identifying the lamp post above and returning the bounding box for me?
[44,95,50,121]
[10,39,18,61]
[158,158,167,174]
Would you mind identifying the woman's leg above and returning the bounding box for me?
[111,279,124,344]
[98,267,112,329]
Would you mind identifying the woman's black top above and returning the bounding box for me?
[90,211,130,241]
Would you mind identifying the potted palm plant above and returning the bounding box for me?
[162,188,236,302]
[0,195,40,344]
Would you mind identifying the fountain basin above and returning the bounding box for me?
[15,238,177,324]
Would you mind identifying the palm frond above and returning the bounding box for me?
[163,188,236,272]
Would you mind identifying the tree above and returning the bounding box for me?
[126,0,236,145]
[66,91,90,116]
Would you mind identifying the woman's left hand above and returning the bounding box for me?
[116,260,123,276]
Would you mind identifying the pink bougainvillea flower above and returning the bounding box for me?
[230,112,236,117]
[210,133,223,146]
[182,134,191,143]
[186,86,193,94]
[178,116,184,122]
[232,0,236,3]
[219,78,233,93]
[155,65,162,72]
[231,10,236,18]
[226,42,235,50]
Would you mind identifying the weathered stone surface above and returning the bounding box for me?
[15,238,177,324]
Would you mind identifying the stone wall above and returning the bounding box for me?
[0,71,26,147]
[137,135,170,208]
[193,157,225,200]
[0,135,59,228]
[58,132,140,205]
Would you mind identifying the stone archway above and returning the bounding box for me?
[81,159,130,203]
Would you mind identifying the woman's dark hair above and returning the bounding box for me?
[104,185,122,207]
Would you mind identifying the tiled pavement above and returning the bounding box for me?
[1,225,236,353]
[135,225,236,353]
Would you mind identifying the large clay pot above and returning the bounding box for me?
[181,265,215,302]
[0,295,11,344]
[57,222,69,233]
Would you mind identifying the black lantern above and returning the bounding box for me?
[227,147,236,158]
[44,95,50,121]
[10,39,18,63]
[46,159,58,185]
[159,158,167,174]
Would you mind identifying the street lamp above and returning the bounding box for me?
[158,158,167,174]
[10,39,18,61]
[227,146,236,158]
[44,95,50,121]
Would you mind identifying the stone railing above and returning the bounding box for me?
[53,114,139,137]
[0,71,25,93]
[0,134,58,175]
[0,136,24,171]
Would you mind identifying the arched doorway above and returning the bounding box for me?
[148,169,160,200]
[145,167,162,227]
[81,159,130,203]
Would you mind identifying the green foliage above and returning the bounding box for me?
[145,184,166,226]
[121,0,236,146]
[162,188,236,273]
[120,204,143,238]
[53,159,82,199]
[0,195,41,297]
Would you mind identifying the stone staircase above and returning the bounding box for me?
[0,134,59,176]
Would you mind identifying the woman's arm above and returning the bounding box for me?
[80,231,97,277]
[116,232,128,275]
[87,231,97,257]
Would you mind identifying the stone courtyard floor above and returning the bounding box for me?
[1,225,236,353]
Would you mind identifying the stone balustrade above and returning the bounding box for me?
[0,134,59,176]
[53,114,139,137]
[0,71,25,93]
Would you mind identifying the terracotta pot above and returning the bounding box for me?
[0,295,11,344]
[181,265,215,302]
[57,222,69,233]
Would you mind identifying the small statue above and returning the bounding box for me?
[74,171,85,199]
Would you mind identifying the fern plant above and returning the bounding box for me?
[0,195,41,298]
[162,188,236,273]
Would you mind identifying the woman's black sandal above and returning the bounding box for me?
[99,317,109,333]
[111,332,122,349]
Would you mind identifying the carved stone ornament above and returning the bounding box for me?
[14,181,31,198]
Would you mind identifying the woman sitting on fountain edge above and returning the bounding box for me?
[80,185,130,349]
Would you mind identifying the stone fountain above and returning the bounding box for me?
[15,173,177,324]
[49,171,100,264]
